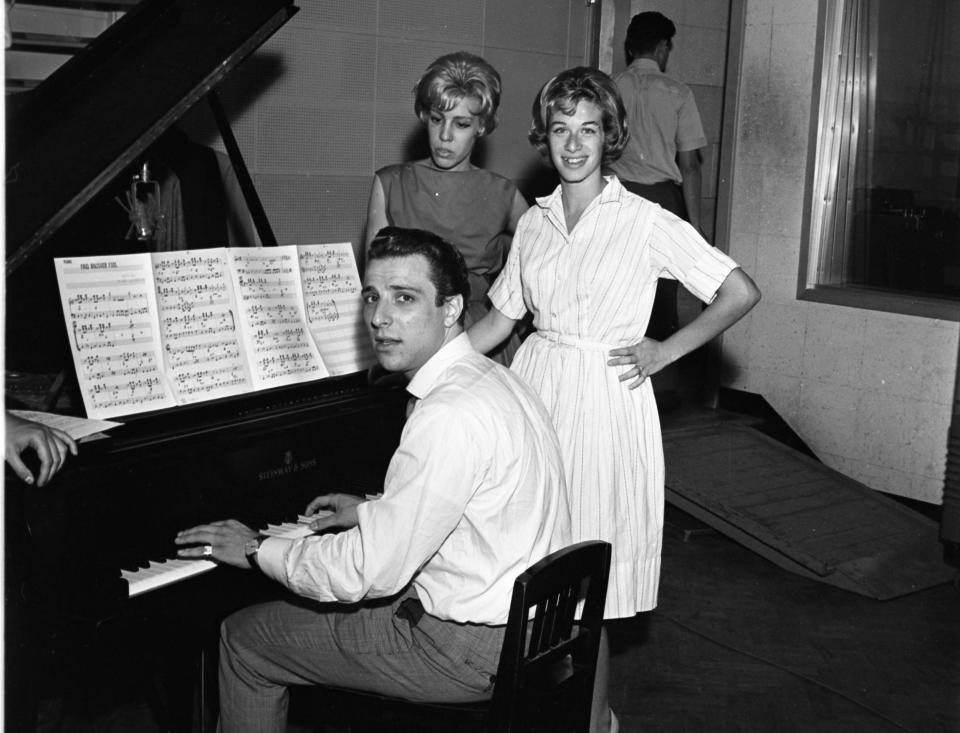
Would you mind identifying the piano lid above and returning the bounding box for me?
[5,0,299,275]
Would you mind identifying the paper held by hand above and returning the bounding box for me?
[7,409,123,442]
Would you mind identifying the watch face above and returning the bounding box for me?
[244,538,260,555]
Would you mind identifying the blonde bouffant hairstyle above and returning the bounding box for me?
[413,51,502,135]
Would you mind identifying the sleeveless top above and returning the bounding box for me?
[377,162,519,305]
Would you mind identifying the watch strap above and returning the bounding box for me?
[245,535,265,570]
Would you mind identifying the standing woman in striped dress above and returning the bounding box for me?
[468,66,760,733]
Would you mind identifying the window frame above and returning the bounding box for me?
[797,0,960,322]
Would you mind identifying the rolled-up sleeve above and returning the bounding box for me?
[256,536,294,584]
[255,401,480,603]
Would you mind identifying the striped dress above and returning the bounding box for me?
[488,176,737,618]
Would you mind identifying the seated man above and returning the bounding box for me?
[176,226,572,733]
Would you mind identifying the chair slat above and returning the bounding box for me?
[313,541,612,733]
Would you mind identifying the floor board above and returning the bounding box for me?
[606,509,960,733]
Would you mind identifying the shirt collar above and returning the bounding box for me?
[534,175,628,219]
[631,57,662,73]
[406,332,475,400]
[599,174,628,204]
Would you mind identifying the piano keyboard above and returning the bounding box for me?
[121,512,331,598]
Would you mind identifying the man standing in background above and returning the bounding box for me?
[610,10,708,405]
[611,10,707,231]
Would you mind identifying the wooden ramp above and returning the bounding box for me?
[662,423,955,599]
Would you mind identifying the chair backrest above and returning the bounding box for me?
[486,540,612,733]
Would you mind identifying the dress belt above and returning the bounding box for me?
[534,330,619,353]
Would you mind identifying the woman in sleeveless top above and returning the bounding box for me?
[468,67,761,733]
[364,51,528,364]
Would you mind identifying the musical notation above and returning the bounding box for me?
[55,254,178,419]
[68,291,147,306]
[152,249,252,404]
[165,338,241,367]
[54,244,371,419]
[154,253,238,278]
[69,306,152,321]
[174,364,248,396]
[228,247,327,387]
[161,311,236,336]
[255,351,322,379]
[89,375,168,411]
[297,242,374,376]
[81,349,157,381]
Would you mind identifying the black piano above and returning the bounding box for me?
[5,2,407,730]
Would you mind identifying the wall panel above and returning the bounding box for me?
[182,0,592,262]
[724,0,957,503]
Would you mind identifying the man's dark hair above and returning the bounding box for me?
[624,11,676,62]
[367,226,471,323]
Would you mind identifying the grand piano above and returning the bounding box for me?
[5,2,407,730]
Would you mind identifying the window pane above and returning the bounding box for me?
[811,0,960,302]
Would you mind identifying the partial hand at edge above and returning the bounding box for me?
[5,413,78,487]
[305,493,364,532]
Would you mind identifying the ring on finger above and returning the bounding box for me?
[202,545,213,557]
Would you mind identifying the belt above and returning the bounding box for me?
[534,331,618,352]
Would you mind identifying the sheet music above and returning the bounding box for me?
[297,243,375,376]
[152,249,253,404]
[53,245,371,420]
[7,410,122,441]
[227,247,329,389]
[55,254,177,419]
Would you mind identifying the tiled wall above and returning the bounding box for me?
[723,0,958,504]
[182,0,592,264]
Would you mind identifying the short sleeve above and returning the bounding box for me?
[648,210,737,304]
[488,212,530,320]
[676,89,707,152]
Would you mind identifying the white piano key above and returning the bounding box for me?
[122,510,335,597]
[296,510,332,523]
[125,558,217,597]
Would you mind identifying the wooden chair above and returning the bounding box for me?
[323,540,612,733]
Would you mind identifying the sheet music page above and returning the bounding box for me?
[297,243,375,376]
[227,246,329,389]
[7,409,123,441]
[54,254,177,420]
[152,248,254,404]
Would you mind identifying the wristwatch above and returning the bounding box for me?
[244,535,265,570]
